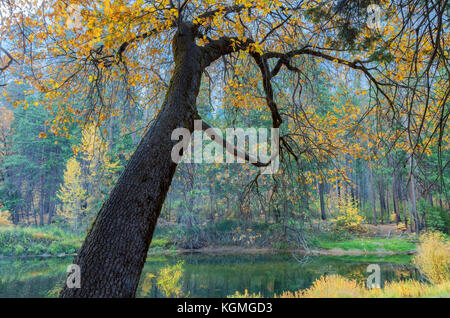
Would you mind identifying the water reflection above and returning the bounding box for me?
[0,253,420,298]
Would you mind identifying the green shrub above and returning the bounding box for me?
[150,238,170,249]
[29,243,46,255]
[419,199,449,233]
[13,244,25,255]
[0,226,82,256]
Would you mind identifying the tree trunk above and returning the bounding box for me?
[428,192,433,208]
[378,181,386,224]
[60,27,203,298]
[392,177,401,224]
[39,183,45,226]
[319,180,326,220]
[369,169,377,225]
[407,155,420,233]
[385,187,390,216]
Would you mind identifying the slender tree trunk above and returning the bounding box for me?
[319,180,326,220]
[385,187,390,216]
[392,177,401,224]
[369,169,377,225]
[378,181,386,224]
[60,27,204,298]
[428,193,433,208]
[336,180,341,208]
[407,155,419,233]
[39,183,45,226]
[25,189,31,225]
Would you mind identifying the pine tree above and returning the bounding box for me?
[79,124,121,219]
[56,157,87,234]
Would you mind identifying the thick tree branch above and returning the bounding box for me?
[201,120,278,168]
[250,52,283,128]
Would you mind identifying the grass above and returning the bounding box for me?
[314,237,417,253]
[231,275,450,298]
[374,279,450,298]
[275,275,450,298]
[321,254,414,264]
[0,226,178,256]
[0,226,82,256]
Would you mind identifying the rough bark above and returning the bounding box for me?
[60,25,204,298]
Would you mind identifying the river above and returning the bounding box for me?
[0,253,421,297]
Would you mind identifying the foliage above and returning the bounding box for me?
[149,237,171,250]
[156,261,185,298]
[331,197,366,233]
[228,289,262,298]
[418,199,449,233]
[0,226,82,256]
[0,1,448,299]
[413,232,450,284]
[0,209,13,227]
[56,157,87,233]
[56,124,121,232]
[0,103,74,225]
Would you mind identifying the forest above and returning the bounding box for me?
[0,0,449,300]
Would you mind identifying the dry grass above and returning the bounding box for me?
[374,279,450,298]
[273,276,450,298]
[413,232,450,284]
[278,275,367,298]
[228,289,262,298]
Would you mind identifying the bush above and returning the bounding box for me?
[332,198,366,234]
[0,210,13,227]
[150,238,170,249]
[413,232,450,284]
[48,241,63,254]
[29,243,46,255]
[419,199,449,233]
[13,244,24,255]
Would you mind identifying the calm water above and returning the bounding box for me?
[0,253,420,297]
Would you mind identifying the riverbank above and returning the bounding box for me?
[0,246,417,259]
[0,225,420,257]
[175,246,416,256]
